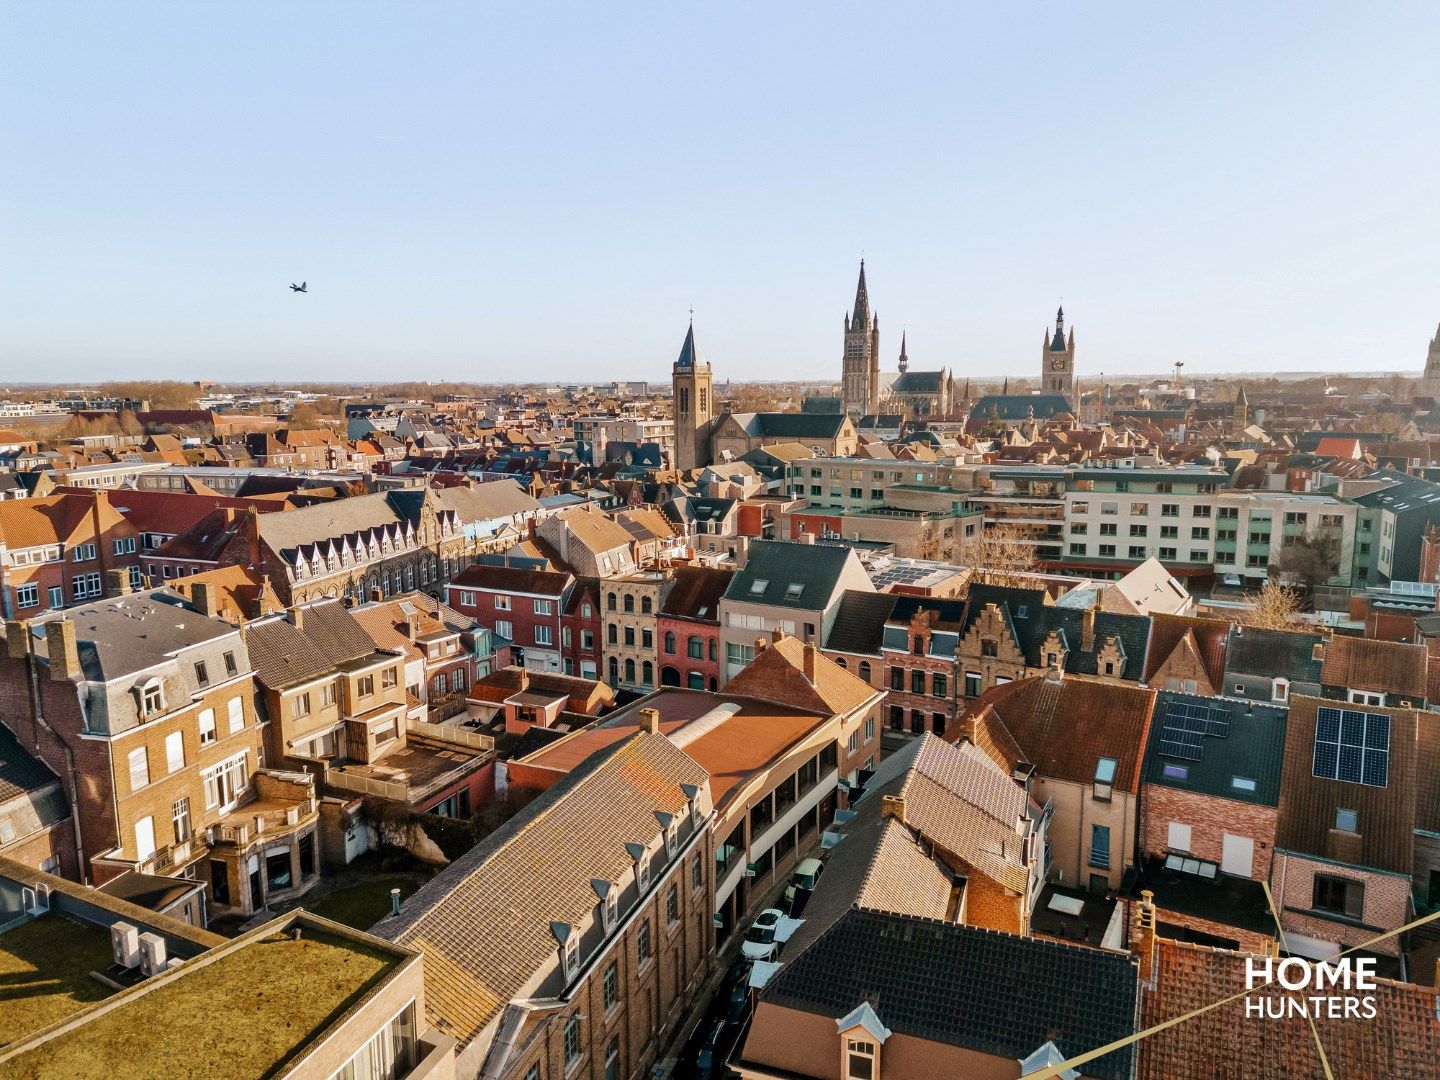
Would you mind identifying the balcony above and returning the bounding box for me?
[210,796,319,849]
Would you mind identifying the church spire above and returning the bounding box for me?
[898,329,908,374]
[851,259,871,326]
[674,319,704,370]
[1050,307,1067,352]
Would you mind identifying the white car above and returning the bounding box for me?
[741,908,785,961]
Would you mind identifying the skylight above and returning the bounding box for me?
[785,583,805,600]
[749,579,769,595]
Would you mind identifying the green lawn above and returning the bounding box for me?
[0,916,116,1048]
[306,877,421,931]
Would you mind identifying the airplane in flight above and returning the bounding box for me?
[289,281,308,293]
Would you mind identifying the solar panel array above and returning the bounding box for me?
[1158,699,1231,761]
[1313,706,1390,788]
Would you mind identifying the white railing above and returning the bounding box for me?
[407,717,495,752]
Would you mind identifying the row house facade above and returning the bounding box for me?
[448,563,576,673]
[601,568,676,693]
[0,586,320,923]
[0,491,142,617]
[656,565,731,692]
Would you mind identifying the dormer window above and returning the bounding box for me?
[140,680,164,716]
[1093,757,1117,801]
[1272,678,1289,703]
[845,1039,876,1080]
[551,921,580,980]
[656,811,678,856]
[682,782,703,827]
[627,841,649,891]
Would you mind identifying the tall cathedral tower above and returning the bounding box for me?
[672,319,713,471]
[842,261,880,417]
[1420,322,1440,399]
[1042,307,1076,400]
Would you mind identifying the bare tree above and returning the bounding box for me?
[1240,580,1305,630]
[1272,528,1347,591]
[917,521,1039,587]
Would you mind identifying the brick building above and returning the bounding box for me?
[0,492,142,616]
[656,564,731,692]
[448,563,575,673]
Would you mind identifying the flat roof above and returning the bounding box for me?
[3,921,403,1079]
[517,689,829,809]
[0,916,117,1049]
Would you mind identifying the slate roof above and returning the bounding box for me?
[0,724,61,804]
[373,732,708,1048]
[246,599,379,690]
[725,413,850,439]
[888,370,947,394]
[961,584,1152,679]
[450,563,574,597]
[1320,636,1430,699]
[762,908,1137,1079]
[434,480,541,523]
[657,565,732,623]
[823,590,898,655]
[966,393,1073,422]
[724,539,861,611]
[35,590,235,682]
[1223,626,1324,683]
[1141,692,1287,806]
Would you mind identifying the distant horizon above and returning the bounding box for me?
[5,5,1439,380]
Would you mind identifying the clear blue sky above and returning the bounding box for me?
[4,3,1439,384]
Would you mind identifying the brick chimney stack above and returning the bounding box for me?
[191,582,219,619]
[1131,889,1158,985]
[4,620,30,661]
[104,568,133,599]
[803,642,817,682]
[881,794,906,824]
[46,620,81,682]
[289,605,305,633]
[639,707,661,735]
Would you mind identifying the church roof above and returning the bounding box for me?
[674,321,704,369]
[725,412,849,439]
[850,260,871,324]
[967,394,1073,422]
[889,370,947,394]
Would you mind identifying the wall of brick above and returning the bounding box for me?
[1271,850,1411,957]
[1139,784,1278,879]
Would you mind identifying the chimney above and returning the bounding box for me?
[192,582,219,619]
[517,668,530,692]
[755,636,767,653]
[1044,660,1064,685]
[289,605,305,633]
[370,587,383,603]
[1131,890,1158,985]
[1312,641,1325,663]
[639,707,661,735]
[4,620,31,660]
[46,620,81,682]
[771,627,784,644]
[406,615,419,641]
[245,506,262,570]
[803,642,817,681]
[104,568,132,599]
[1081,606,1096,653]
[881,794,906,824]
[390,887,402,916]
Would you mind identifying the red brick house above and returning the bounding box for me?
[559,576,602,680]
[0,492,142,616]
[447,562,575,674]
[656,564,732,691]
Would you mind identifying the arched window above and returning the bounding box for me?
[687,636,703,660]
[664,632,676,654]
[858,661,872,683]
[624,659,636,684]
[834,657,847,669]
[607,592,617,611]
[623,594,635,613]
[641,596,652,614]
[607,624,618,645]
[642,661,653,686]
[608,656,619,683]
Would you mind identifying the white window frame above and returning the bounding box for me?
[165,731,185,773]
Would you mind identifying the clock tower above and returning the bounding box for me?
[672,318,713,472]
[1041,307,1076,401]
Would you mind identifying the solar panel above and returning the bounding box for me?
[1158,699,1229,760]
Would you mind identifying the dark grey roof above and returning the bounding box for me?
[763,908,1137,1079]
[1142,692,1288,806]
[1348,468,1440,513]
[960,585,1151,680]
[723,539,858,611]
[1223,626,1324,683]
[96,869,200,912]
[889,370,946,394]
[968,394,1073,421]
[37,590,235,682]
[0,724,60,803]
[246,600,379,690]
[823,591,898,654]
[728,413,849,439]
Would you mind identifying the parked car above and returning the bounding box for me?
[723,976,751,1025]
[741,908,785,961]
[693,1019,726,1079]
[783,857,824,908]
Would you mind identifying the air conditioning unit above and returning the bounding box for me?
[138,932,168,977]
[112,921,140,968]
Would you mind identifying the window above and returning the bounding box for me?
[932,673,947,697]
[48,586,63,609]
[750,795,773,833]
[198,707,217,745]
[1348,689,1384,706]
[1168,822,1192,852]
[165,731,185,773]
[964,671,982,697]
[293,693,312,718]
[1312,706,1389,787]
[1099,544,1116,557]
[1162,503,1179,517]
[227,697,244,733]
[603,961,618,1011]
[193,660,209,686]
[846,1038,876,1080]
[623,594,635,613]
[113,536,136,555]
[141,681,164,715]
[535,625,554,646]
[203,753,248,811]
[72,542,97,562]
[14,583,39,608]
[134,816,155,861]
[607,623,618,645]
[910,670,925,694]
[1192,526,1210,540]
[1313,874,1364,919]
[534,599,553,615]
[864,717,875,742]
[1093,757,1117,801]
[1129,545,1147,559]
[637,920,652,965]
[1130,524,1147,537]
[1099,522,1117,536]
[664,631,676,654]
[889,667,904,691]
[172,797,191,843]
[222,650,237,677]
[358,674,375,698]
[693,854,703,891]
[666,883,679,923]
[321,682,337,707]
[1161,763,1188,780]
[494,595,512,611]
[687,635,704,659]
[858,661,871,682]
[1335,808,1358,833]
[642,628,653,649]
[1089,824,1111,870]
[848,730,859,753]
[1160,525,1178,539]
[382,665,398,689]
[564,1016,582,1067]
[624,627,635,647]
[1231,776,1257,792]
[980,639,998,658]
[128,746,150,791]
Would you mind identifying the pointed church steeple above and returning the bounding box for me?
[674,319,704,370]
[898,330,909,374]
[851,260,871,326]
[1050,307,1067,352]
